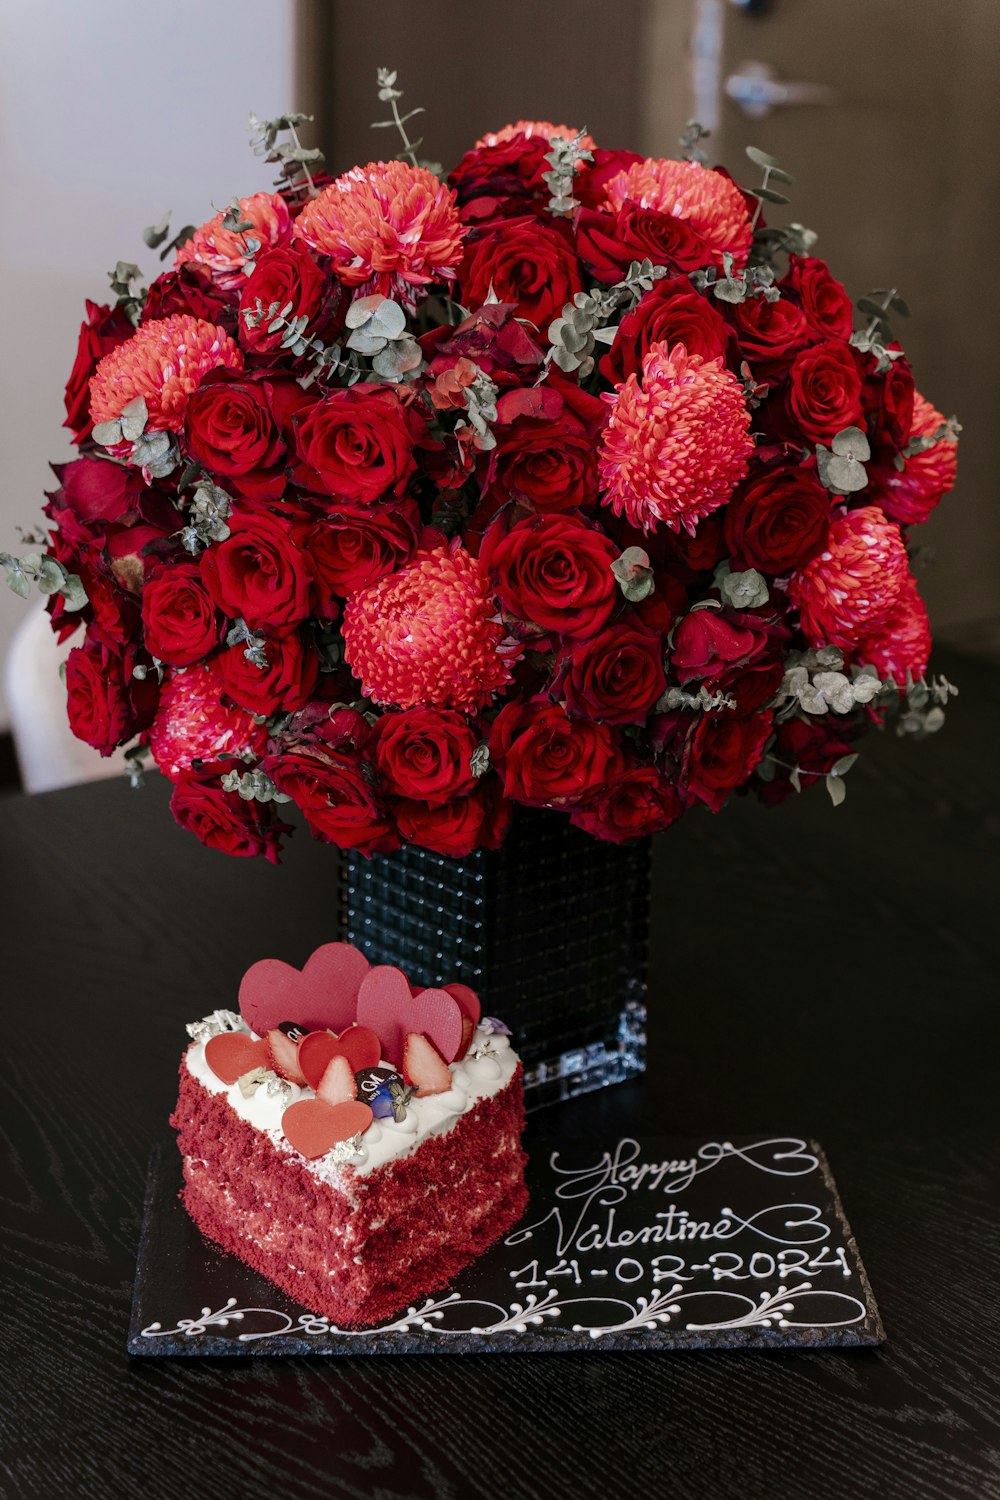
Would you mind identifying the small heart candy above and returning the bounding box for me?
[281,1098,373,1159]
[335,1024,381,1072]
[297,1030,343,1091]
[204,1032,269,1086]
[239,942,371,1036]
[411,989,465,1064]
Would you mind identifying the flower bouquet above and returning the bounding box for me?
[4,79,959,1094]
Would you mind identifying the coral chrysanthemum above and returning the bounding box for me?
[880,392,958,526]
[342,541,516,711]
[148,665,267,782]
[604,157,753,264]
[788,506,911,650]
[857,573,932,682]
[292,160,464,307]
[598,341,754,534]
[175,192,292,290]
[475,121,596,149]
[89,315,243,433]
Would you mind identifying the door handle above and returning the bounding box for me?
[725,60,840,119]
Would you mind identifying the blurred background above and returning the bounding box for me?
[1,0,998,787]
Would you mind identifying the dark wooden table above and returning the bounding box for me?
[2,647,998,1500]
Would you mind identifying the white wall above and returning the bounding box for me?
[0,0,294,731]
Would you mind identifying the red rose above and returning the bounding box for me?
[728,296,812,375]
[142,563,222,667]
[724,466,830,575]
[755,715,854,808]
[51,457,140,525]
[563,620,666,724]
[570,763,681,841]
[265,744,396,855]
[600,276,731,384]
[216,631,319,716]
[481,513,619,640]
[65,633,158,755]
[449,135,553,221]
[200,510,313,636]
[295,383,422,504]
[660,513,728,577]
[63,300,133,442]
[306,499,420,614]
[575,149,644,209]
[490,699,620,806]
[488,387,599,513]
[239,243,328,354]
[786,341,865,444]
[670,610,764,683]
[393,783,510,856]
[862,348,915,451]
[142,265,237,330]
[458,217,582,332]
[781,256,853,341]
[184,371,308,502]
[577,204,705,285]
[373,708,479,805]
[708,658,784,716]
[685,708,773,812]
[170,759,290,863]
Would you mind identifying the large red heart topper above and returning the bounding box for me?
[357,966,476,1069]
[238,942,371,1036]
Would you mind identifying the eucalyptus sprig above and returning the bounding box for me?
[678,119,711,164]
[108,260,147,327]
[744,145,795,232]
[372,69,441,176]
[850,287,909,372]
[0,550,87,611]
[220,767,291,803]
[142,211,195,264]
[247,111,323,200]
[241,297,347,386]
[543,129,593,216]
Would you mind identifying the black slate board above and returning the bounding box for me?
[129,1133,883,1354]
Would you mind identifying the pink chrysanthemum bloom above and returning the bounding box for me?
[175,192,292,290]
[342,540,516,711]
[475,121,596,149]
[89,315,243,433]
[148,666,267,782]
[292,160,464,307]
[880,393,958,526]
[788,506,911,650]
[604,157,753,264]
[598,341,754,534]
[857,573,931,683]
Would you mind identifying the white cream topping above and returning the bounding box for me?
[184,1020,519,1184]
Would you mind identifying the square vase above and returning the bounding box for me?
[341,809,649,1108]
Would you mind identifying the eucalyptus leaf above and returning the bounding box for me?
[826,773,847,807]
[745,145,778,169]
[754,187,791,206]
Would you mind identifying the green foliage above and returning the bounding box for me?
[179,480,232,553]
[543,129,593,216]
[611,546,655,603]
[0,549,87,610]
[678,119,711,165]
[247,111,324,200]
[220,767,291,803]
[715,562,769,610]
[108,260,146,326]
[371,69,440,175]
[815,427,871,494]
[226,618,269,671]
[344,296,423,381]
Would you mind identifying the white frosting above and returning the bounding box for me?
[184,1020,519,1185]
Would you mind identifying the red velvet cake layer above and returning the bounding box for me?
[171,1063,528,1328]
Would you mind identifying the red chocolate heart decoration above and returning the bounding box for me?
[411,989,465,1065]
[357,967,464,1067]
[297,1031,343,1091]
[203,1032,269,1086]
[239,942,371,1037]
[281,1098,373,1160]
[445,983,482,1027]
[335,1024,382,1072]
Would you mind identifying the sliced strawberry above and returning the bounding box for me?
[335,1024,381,1072]
[316,1052,358,1107]
[455,1014,476,1061]
[402,1031,451,1097]
[267,1027,308,1086]
[297,1030,343,1091]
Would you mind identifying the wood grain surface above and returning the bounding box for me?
[1,646,998,1500]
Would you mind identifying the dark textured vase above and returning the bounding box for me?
[341,808,650,1108]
